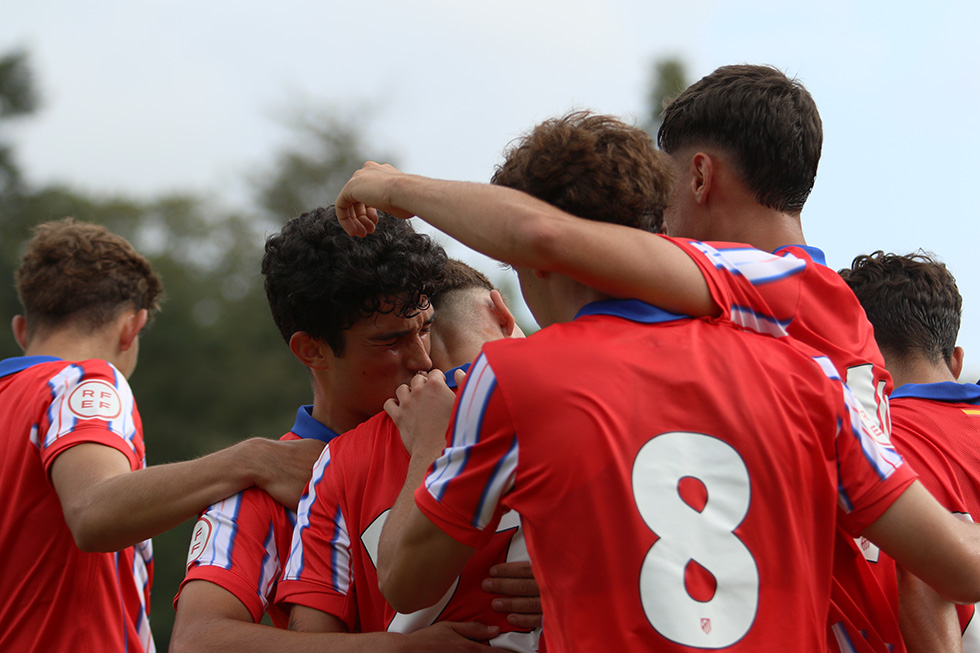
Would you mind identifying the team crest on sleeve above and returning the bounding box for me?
[187,515,216,566]
[67,380,123,420]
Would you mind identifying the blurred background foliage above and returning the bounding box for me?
[0,48,686,648]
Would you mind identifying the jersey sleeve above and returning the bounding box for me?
[175,488,292,625]
[664,237,804,338]
[276,443,357,629]
[414,354,516,549]
[825,359,916,534]
[36,360,143,472]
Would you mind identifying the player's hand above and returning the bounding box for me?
[397,621,499,651]
[336,161,416,237]
[484,561,543,629]
[245,438,325,510]
[385,370,455,458]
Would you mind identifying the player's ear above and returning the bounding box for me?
[692,152,713,205]
[488,289,518,337]
[289,331,333,370]
[119,309,148,352]
[11,315,28,351]
[950,346,965,380]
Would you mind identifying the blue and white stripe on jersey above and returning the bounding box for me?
[37,362,139,455]
[691,241,808,284]
[200,494,245,568]
[282,445,353,594]
[130,540,154,652]
[425,354,518,531]
[690,241,807,338]
[813,354,904,488]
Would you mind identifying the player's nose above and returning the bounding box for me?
[405,332,433,373]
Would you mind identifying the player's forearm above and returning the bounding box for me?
[171,617,402,653]
[898,567,963,653]
[388,174,718,317]
[69,440,268,551]
[387,174,570,268]
[377,446,452,612]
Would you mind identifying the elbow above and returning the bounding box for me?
[63,504,113,553]
[169,622,212,653]
[378,562,438,614]
[950,572,980,605]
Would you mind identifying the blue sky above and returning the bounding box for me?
[4,0,979,377]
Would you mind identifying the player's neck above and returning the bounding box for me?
[21,328,119,366]
[554,278,611,325]
[309,376,365,435]
[887,355,959,389]
[709,202,806,253]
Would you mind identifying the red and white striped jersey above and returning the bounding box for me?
[175,405,339,627]
[415,300,915,652]
[277,410,539,651]
[0,355,154,653]
[664,238,903,652]
[865,382,980,650]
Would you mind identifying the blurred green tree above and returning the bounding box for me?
[642,57,689,138]
[0,50,387,648]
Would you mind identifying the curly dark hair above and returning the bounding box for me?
[839,251,961,366]
[15,217,163,337]
[657,64,822,214]
[262,206,447,356]
[491,111,673,233]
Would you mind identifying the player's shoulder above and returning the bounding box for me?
[315,412,400,479]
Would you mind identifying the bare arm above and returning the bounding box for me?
[377,372,479,613]
[170,581,494,652]
[336,162,719,318]
[863,481,980,605]
[897,566,963,653]
[51,437,323,552]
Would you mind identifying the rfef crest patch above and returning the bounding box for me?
[67,380,122,421]
[187,515,216,566]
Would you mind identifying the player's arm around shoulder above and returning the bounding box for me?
[50,436,323,552]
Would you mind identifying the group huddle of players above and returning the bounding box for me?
[2,62,979,653]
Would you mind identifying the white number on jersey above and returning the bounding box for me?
[362,508,538,652]
[845,363,890,433]
[633,432,759,648]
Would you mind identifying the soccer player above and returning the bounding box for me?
[275,256,536,649]
[170,210,526,651]
[841,251,980,652]
[358,202,980,652]
[336,68,898,651]
[0,218,324,652]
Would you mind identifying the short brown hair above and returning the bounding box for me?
[491,111,673,233]
[431,259,493,311]
[15,218,163,336]
[839,251,961,366]
[658,64,822,213]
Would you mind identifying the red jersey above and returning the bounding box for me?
[174,406,339,627]
[0,356,154,653]
[277,410,539,651]
[666,238,902,652]
[865,382,980,650]
[415,300,915,653]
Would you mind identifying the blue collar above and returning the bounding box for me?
[444,363,472,390]
[291,405,342,443]
[773,244,827,266]
[0,355,63,380]
[574,298,689,324]
[891,382,980,405]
